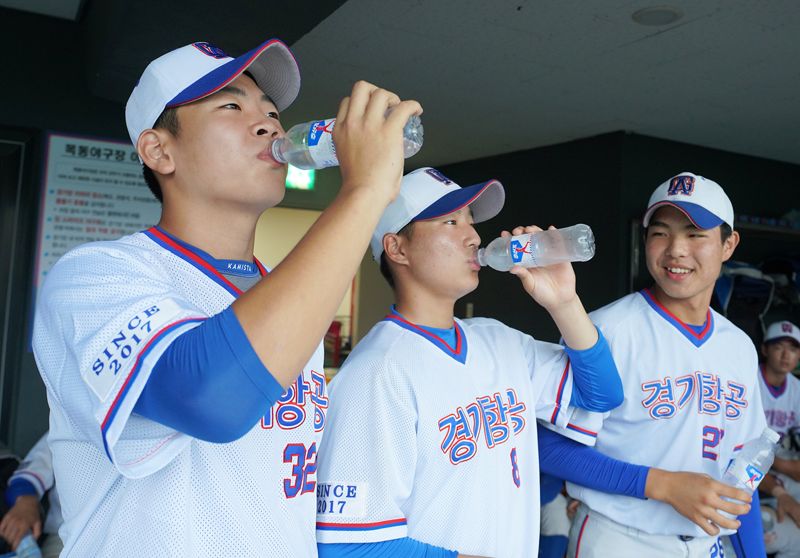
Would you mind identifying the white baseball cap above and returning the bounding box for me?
[642,172,734,230]
[370,167,505,261]
[764,321,800,346]
[125,39,300,147]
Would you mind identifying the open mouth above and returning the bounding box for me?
[666,266,691,276]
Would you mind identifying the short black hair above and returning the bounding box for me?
[719,223,733,243]
[378,222,415,289]
[141,107,180,203]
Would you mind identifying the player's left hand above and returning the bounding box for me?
[506,225,578,311]
[0,494,42,550]
[776,492,800,528]
[645,469,750,535]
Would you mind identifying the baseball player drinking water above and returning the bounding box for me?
[32,39,421,557]
[554,172,768,558]
[315,167,624,557]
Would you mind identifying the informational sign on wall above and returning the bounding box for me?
[33,133,161,305]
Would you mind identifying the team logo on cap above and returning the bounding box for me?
[425,168,453,185]
[667,175,695,196]
[783,322,794,334]
[192,42,228,59]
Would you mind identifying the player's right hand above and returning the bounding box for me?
[333,80,422,206]
[0,494,42,550]
[645,469,750,535]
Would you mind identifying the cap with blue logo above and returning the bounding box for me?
[125,39,300,147]
[642,172,734,230]
[370,167,505,261]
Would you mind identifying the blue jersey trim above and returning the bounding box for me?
[382,307,467,364]
[4,478,39,508]
[317,538,458,558]
[639,288,714,347]
[760,365,787,398]
[550,359,571,425]
[316,518,408,531]
[143,226,267,297]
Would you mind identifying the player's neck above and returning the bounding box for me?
[158,207,257,261]
[394,291,455,330]
[650,284,711,326]
[763,364,788,388]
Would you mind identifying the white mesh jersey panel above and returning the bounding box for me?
[316,317,573,557]
[758,366,800,437]
[33,231,324,557]
[563,291,767,537]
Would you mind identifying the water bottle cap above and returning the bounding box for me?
[763,428,780,444]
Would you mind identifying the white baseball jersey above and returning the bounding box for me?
[758,365,800,437]
[558,289,766,538]
[10,433,62,536]
[33,227,327,557]
[316,311,585,557]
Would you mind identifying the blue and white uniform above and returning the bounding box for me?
[758,365,800,558]
[557,289,767,557]
[33,227,326,557]
[316,309,596,557]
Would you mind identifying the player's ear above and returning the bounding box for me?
[721,230,740,262]
[137,129,176,176]
[383,233,410,267]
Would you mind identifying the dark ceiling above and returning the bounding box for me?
[2,0,799,169]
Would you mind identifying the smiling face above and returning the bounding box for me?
[164,73,288,213]
[645,205,739,322]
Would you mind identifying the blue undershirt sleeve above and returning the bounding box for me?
[537,424,649,499]
[317,538,458,558]
[4,478,39,508]
[565,328,624,412]
[730,490,765,558]
[133,306,284,443]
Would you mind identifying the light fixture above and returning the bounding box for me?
[632,6,683,26]
[285,165,315,190]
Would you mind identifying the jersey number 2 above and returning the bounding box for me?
[283,442,317,498]
[702,426,724,461]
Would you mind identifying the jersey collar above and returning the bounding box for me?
[760,364,788,398]
[143,226,268,297]
[639,288,714,347]
[382,306,468,364]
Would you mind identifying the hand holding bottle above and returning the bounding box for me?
[292,81,422,208]
[494,225,578,308]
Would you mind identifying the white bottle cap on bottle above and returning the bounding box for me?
[763,428,780,444]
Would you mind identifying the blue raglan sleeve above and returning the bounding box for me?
[134,306,284,442]
[538,423,648,498]
[565,329,623,412]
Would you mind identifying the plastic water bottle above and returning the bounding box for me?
[722,428,779,492]
[476,224,595,272]
[14,534,42,558]
[271,114,424,170]
[719,427,779,522]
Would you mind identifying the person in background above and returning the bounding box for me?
[0,432,62,558]
[757,320,800,557]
